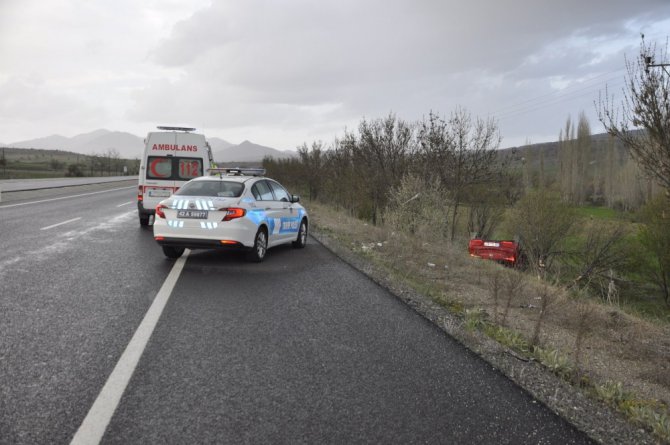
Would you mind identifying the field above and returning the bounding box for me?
[0,147,139,179]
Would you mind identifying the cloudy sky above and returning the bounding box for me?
[1,0,669,150]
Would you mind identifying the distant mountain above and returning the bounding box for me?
[209,137,235,152]
[9,130,144,159]
[6,130,292,162]
[10,134,71,151]
[499,130,629,172]
[213,140,297,162]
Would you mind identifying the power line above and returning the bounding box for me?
[496,80,626,121]
[490,69,625,116]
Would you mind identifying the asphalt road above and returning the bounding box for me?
[0,176,134,192]
[0,183,594,444]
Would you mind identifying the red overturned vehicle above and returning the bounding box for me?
[468,238,524,267]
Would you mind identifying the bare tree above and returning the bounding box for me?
[297,141,325,201]
[566,221,629,295]
[418,108,502,241]
[352,114,415,224]
[504,189,575,276]
[599,35,670,192]
[558,116,575,202]
[559,113,592,204]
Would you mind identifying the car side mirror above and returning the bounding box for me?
[290,194,300,203]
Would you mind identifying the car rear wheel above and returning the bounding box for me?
[247,228,267,262]
[139,215,150,226]
[162,246,185,259]
[292,219,307,248]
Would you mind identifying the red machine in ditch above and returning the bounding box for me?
[468,239,523,267]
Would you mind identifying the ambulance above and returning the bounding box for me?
[137,126,214,226]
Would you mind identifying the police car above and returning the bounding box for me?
[153,168,308,262]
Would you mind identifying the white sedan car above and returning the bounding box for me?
[153,169,308,262]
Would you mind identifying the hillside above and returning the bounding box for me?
[213,140,296,162]
[9,130,144,159]
[500,131,629,171]
[5,130,282,161]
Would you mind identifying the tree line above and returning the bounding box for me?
[265,109,510,241]
[263,36,670,309]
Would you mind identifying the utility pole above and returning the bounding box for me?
[644,55,670,75]
[642,33,670,75]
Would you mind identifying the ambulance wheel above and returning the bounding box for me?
[247,228,267,262]
[139,215,150,227]
[162,246,184,259]
[292,219,307,248]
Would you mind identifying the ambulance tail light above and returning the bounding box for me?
[221,208,246,221]
[138,186,144,201]
[155,204,167,219]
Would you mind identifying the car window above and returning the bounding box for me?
[177,158,203,180]
[251,180,274,201]
[146,156,203,180]
[146,157,172,179]
[175,180,244,197]
[268,181,290,202]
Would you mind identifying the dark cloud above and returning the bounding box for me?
[2,0,670,148]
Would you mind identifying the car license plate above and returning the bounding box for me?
[177,210,208,219]
[484,241,499,247]
[148,189,171,198]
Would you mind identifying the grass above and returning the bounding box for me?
[595,381,670,441]
[574,206,620,220]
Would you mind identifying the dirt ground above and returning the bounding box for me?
[308,202,670,443]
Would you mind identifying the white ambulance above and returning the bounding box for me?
[137,126,214,226]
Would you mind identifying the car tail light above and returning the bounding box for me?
[221,208,246,221]
[155,204,167,219]
[501,241,516,248]
[138,185,144,201]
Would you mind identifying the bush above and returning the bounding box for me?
[637,195,670,306]
[66,163,85,177]
[383,174,449,240]
[503,190,575,274]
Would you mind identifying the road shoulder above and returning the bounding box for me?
[310,228,657,445]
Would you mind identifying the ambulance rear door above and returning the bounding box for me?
[143,131,179,206]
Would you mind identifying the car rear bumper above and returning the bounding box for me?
[154,236,247,250]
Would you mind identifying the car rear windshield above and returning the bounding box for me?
[175,180,244,198]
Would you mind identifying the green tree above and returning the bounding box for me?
[637,195,670,305]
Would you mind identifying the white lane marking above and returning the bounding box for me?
[0,186,135,209]
[40,217,82,231]
[116,201,133,207]
[70,250,190,445]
